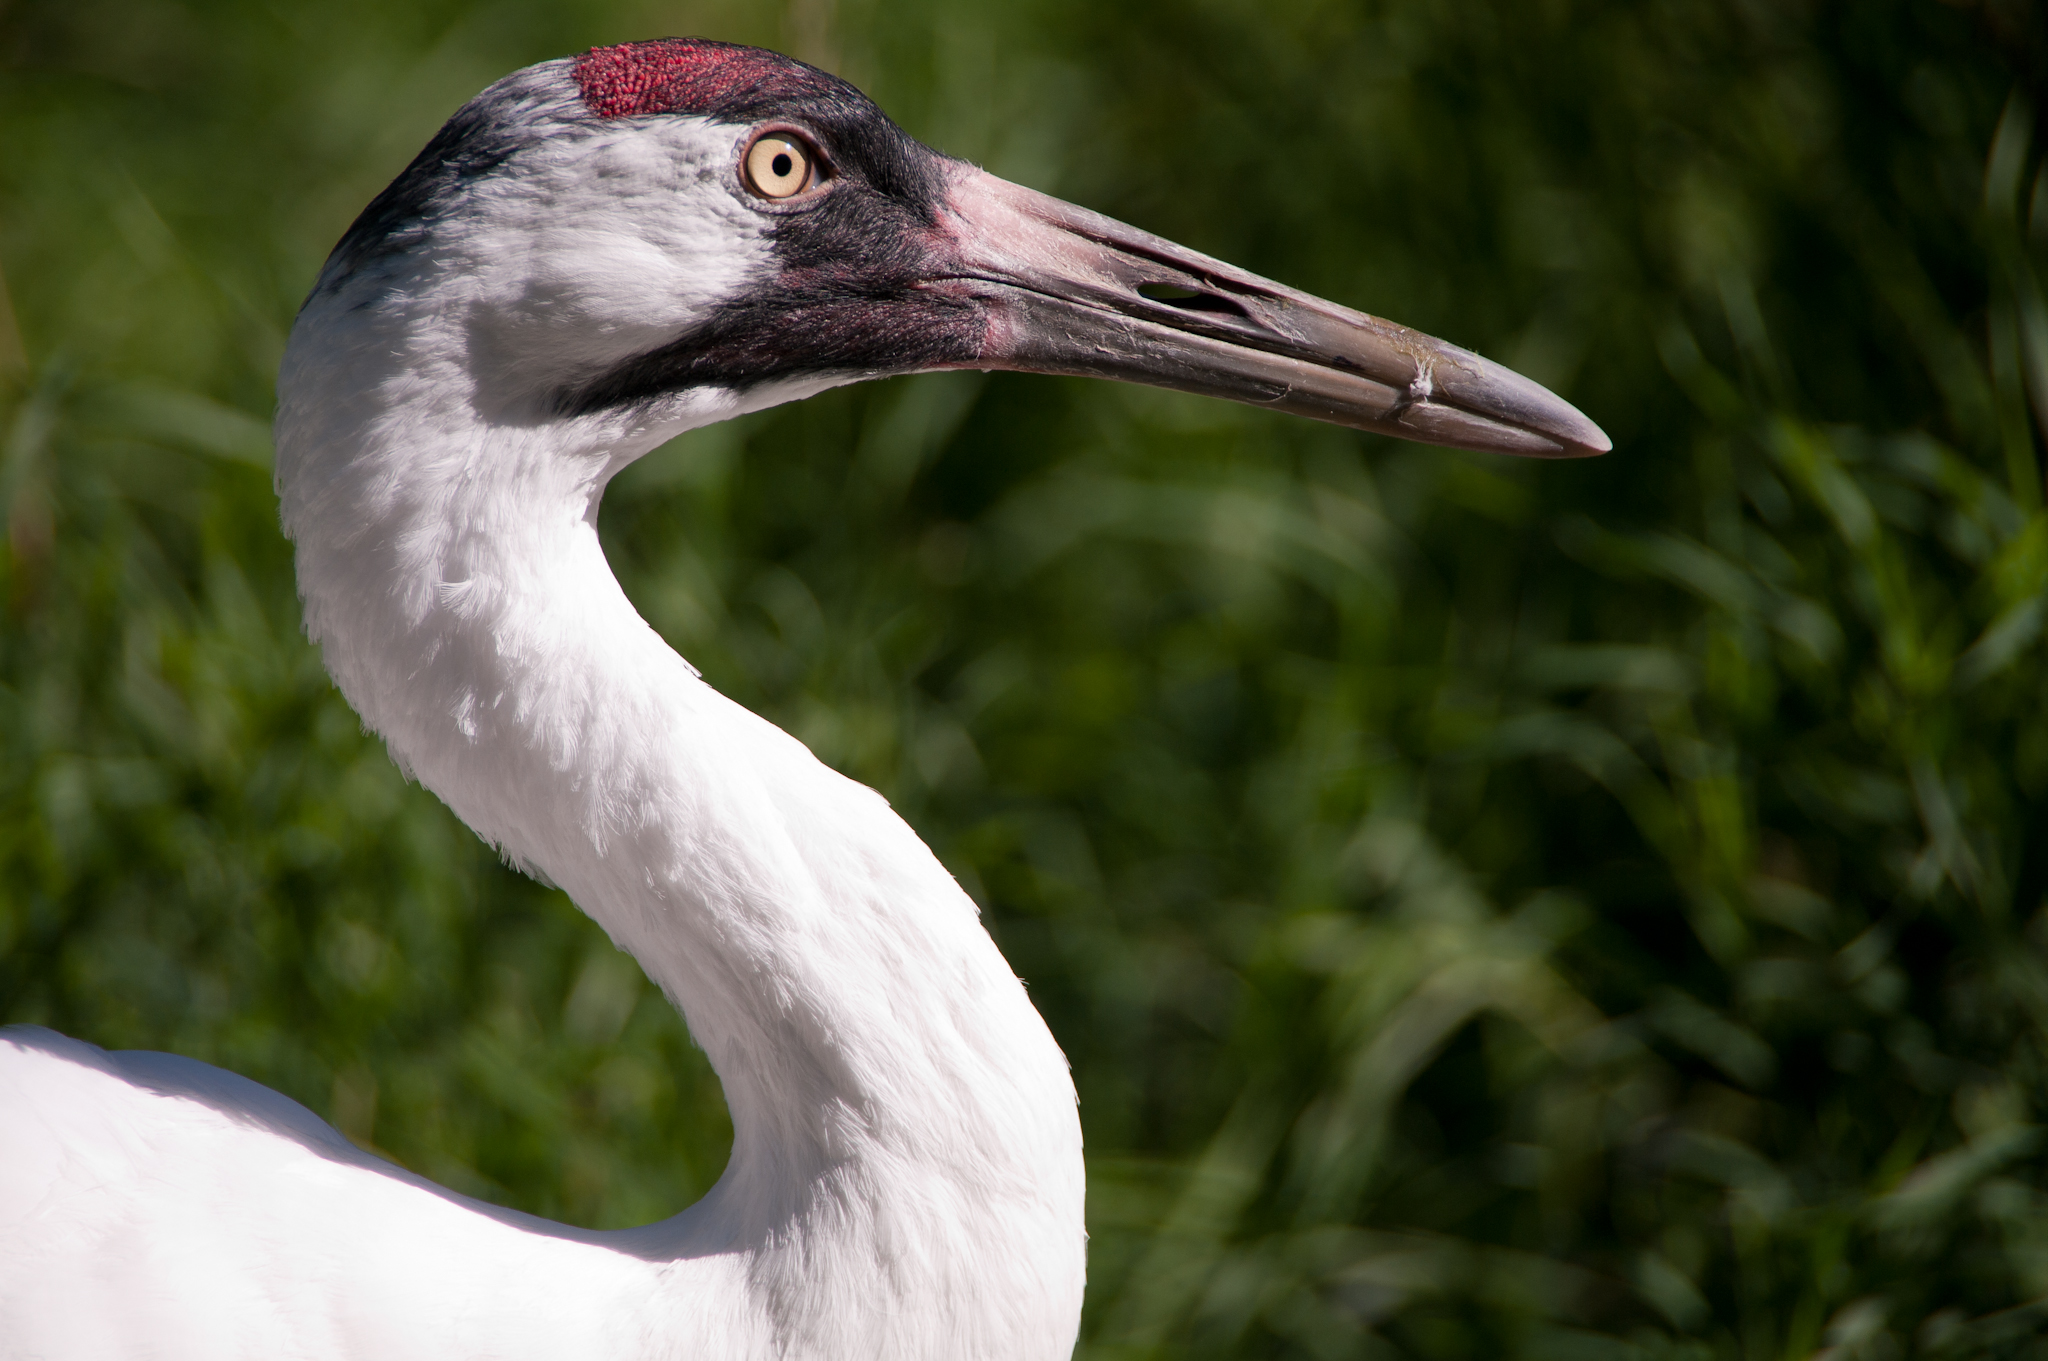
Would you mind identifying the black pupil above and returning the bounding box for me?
[771,151,794,179]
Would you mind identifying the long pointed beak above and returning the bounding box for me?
[934,170,1608,459]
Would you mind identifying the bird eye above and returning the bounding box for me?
[744,134,818,200]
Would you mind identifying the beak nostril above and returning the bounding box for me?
[1137,282,1250,319]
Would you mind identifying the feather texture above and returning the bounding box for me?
[1,54,1084,1361]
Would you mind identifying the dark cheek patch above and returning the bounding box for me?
[556,287,990,416]
[575,39,836,119]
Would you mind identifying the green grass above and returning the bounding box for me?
[5,0,2048,1355]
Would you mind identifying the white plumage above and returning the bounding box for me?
[0,40,1604,1361]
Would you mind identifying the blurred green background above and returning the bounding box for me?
[5,0,2048,1356]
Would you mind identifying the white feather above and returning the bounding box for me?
[0,59,1083,1361]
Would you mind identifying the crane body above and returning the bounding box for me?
[0,39,1605,1360]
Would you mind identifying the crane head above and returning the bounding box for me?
[308,38,1608,459]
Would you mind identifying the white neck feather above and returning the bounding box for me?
[274,266,1083,1358]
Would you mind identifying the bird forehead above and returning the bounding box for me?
[575,39,843,121]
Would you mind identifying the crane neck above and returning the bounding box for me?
[273,291,1084,1360]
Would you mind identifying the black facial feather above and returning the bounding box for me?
[314,66,568,297]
